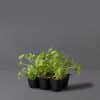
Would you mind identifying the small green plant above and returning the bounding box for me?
[17,48,82,80]
[46,48,82,80]
[17,53,37,80]
[34,52,51,78]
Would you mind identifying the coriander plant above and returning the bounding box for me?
[17,48,82,80]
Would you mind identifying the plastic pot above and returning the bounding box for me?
[50,79,63,91]
[50,74,70,91]
[62,74,70,89]
[28,78,39,88]
[39,78,50,90]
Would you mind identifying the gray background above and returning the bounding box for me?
[0,0,100,100]
[0,0,100,69]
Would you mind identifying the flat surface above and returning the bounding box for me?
[0,69,100,100]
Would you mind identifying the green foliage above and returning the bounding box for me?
[18,53,36,65]
[17,48,82,80]
[27,65,37,80]
[53,67,67,80]
[72,63,82,75]
[17,65,37,80]
[46,48,82,79]
[17,53,37,80]
[17,67,27,79]
[34,52,50,78]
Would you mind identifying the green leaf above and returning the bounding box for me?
[18,54,24,60]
